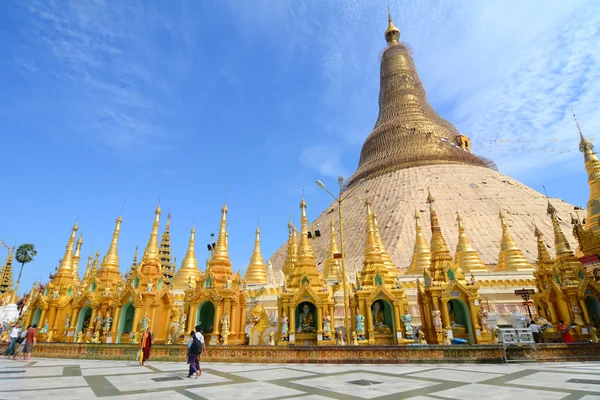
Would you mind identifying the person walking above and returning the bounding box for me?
[12,326,29,360]
[21,324,37,362]
[186,328,206,379]
[140,327,152,366]
[1,323,21,359]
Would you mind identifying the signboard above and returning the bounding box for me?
[522,301,534,306]
[450,291,460,297]
[514,289,535,296]
[446,330,454,339]
[334,253,342,259]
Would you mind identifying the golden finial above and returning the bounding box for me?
[322,220,341,281]
[496,210,533,272]
[454,212,487,273]
[141,205,161,268]
[55,221,79,277]
[533,221,553,270]
[99,214,122,272]
[373,212,395,271]
[290,196,323,289]
[406,210,431,275]
[573,109,593,153]
[245,225,267,284]
[283,221,298,282]
[547,200,572,257]
[385,8,400,46]
[166,212,171,230]
[72,233,84,282]
[172,226,200,289]
[206,202,234,286]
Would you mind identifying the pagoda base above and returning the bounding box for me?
[3,342,600,363]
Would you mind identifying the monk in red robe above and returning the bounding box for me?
[140,328,152,365]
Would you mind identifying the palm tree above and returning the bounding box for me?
[13,244,37,302]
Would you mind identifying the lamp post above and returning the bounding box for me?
[316,176,364,345]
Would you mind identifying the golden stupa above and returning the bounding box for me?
[268,13,578,320]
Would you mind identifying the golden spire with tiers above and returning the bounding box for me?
[129,245,139,274]
[206,203,234,287]
[172,227,201,289]
[406,210,431,275]
[322,220,341,281]
[98,216,122,272]
[140,205,162,277]
[72,234,83,283]
[53,222,79,282]
[361,198,394,287]
[454,212,488,273]
[427,191,462,283]
[0,252,14,294]
[372,212,396,272]
[245,226,268,284]
[91,250,100,276]
[547,201,582,285]
[496,210,534,272]
[159,213,174,285]
[534,223,555,275]
[575,111,600,233]
[346,12,488,188]
[81,254,93,284]
[290,197,324,288]
[282,221,297,283]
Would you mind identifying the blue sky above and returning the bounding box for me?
[1,0,600,295]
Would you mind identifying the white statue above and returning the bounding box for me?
[221,312,230,344]
[479,309,490,332]
[432,309,442,334]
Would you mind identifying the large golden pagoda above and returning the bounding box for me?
[268,12,577,322]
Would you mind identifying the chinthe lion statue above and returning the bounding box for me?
[246,305,276,345]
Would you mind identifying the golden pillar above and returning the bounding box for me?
[150,307,157,332]
[393,303,401,333]
[468,300,481,331]
[39,305,48,329]
[316,306,323,335]
[350,305,356,332]
[187,304,195,332]
[230,301,238,337]
[557,300,572,324]
[580,299,591,324]
[289,305,295,336]
[214,303,223,337]
[88,308,98,335]
[440,300,451,329]
[131,306,142,333]
[111,306,122,342]
[47,306,57,331]
[240,303,247,333]
[366,304,374,343]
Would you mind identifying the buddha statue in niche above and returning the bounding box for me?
[372,301,391,333]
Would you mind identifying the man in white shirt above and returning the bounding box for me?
[2,323,21,358]
[528,320,541,343]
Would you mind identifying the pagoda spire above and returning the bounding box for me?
[322,220,341,282]
[290,197,323,289]
[159,213,174,285]
[283,221,298,283]
[99,215,122,272]
[54,222,79,280]
[496,210,534,272]
[454,212,487,273]
[129,245,139,274]
[0,252,14,294]
[427,191,463,283]
[245,226,267,284]
[81,254,93,284]
[574,111,600,233]
[373,212,396,272]
[385,8,400,46]
[207,203,234,287]
[547,201,581,285]
[346,12,488,187]
[140,205,162,276]
[172,227,201,289]
[91,250,100,276]
[72,234,83,283]
[534,223,554,275]
[361,198,394,287]
[406,210,431,275]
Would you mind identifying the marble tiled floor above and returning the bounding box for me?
[1,358,600,399]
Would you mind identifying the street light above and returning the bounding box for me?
[316,176,364,345]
